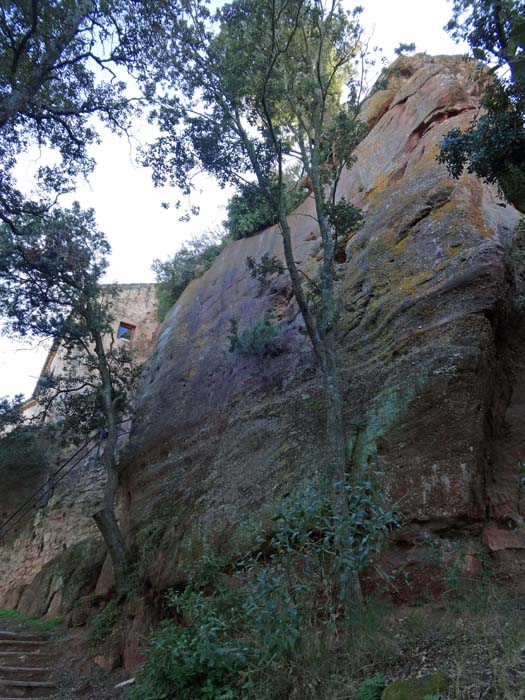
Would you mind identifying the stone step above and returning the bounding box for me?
[0,630,55,699]
[0,634,48,644]
[0,644,49,657]
[0,670,51,674]
[0,680,55,699]
[0,681,55,688]
[0,653,51,657]
[0,669,52,681]
[0,651,56,669]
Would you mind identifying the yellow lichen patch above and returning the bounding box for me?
[398,270,435,293]
[188,367,197,378]
[394,234,411,255]
[367,170,394,203]
[446,243,464,258]
[467,204,494,238]
[435,261,448,272]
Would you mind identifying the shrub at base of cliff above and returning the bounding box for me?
[130,481,398,700]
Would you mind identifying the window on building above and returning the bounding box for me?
[117,322,136,342]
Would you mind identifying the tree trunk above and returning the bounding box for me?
[93,507,129,595]
[91,326,131,595]
[319,331,363,607]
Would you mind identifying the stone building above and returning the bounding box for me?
[0,283,159,606]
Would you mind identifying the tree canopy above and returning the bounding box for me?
[0,0,134,231]
[438,0,525,211]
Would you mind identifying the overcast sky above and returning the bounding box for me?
[0,0,468,400]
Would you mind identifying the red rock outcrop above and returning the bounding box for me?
[119,54,523,600]
[4,55,523,619]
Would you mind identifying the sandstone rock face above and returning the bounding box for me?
[121,54,522,596]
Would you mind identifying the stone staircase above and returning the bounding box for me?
[0,631,55,700]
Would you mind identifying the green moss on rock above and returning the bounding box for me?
[381,672,448,700]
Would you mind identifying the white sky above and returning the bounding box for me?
[0,0,468,400]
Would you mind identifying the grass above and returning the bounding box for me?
[87,601,119,644]
[0,608,61,632]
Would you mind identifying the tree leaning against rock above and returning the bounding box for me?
[124,0,369,601]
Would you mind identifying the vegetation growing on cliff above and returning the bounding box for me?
[152,228,227,321]
[125,1,368,606]
[225,170,307,240]
[438,0,525,211]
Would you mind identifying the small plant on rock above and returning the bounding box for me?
[228,316,284,357]
[88,601,119,644]
[356,674,387,700]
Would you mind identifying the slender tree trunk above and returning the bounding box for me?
[93,464,130,595]
[319,331,346,487]
[91,327,131,595]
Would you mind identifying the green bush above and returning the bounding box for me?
[224,174,307,241]
[152,228,227,321]
[227,316,283,357]
[356,674,387,700]
[88,600,119,643]
[130,480,398,700]
[129,621,245,700]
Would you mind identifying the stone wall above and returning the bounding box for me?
[38,283,159,382]
[0,444,105,606]
[0,284,159,607]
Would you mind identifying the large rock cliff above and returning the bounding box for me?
[122,54,522,598]
[2,54,523,624]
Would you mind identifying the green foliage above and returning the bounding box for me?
[0,608,61,632]
[131,480,398,700]
[439,0,525,211]
[152,228,227,321]
[355,674,387,700]
[88,601,119,644]
[246,253,286,289]
[0,395,23,430]
[326,197,363,238]
[394,42,416,55]
[225,174,307,240]
[241,479,399,628]
[0,423,53,478]
[227,316,283,357]
[129,620,244,700]
[0,0,132,229]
